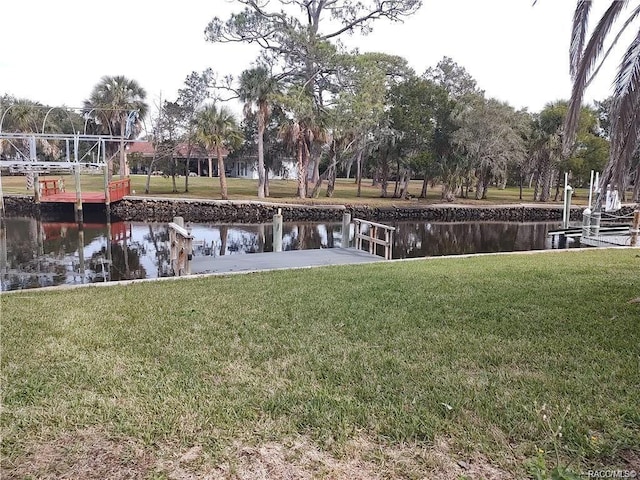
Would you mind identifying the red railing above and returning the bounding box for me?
[38,179,64,197]
[108,178,131,202]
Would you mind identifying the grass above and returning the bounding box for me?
[1,249,639,477]
[1,173,594,207]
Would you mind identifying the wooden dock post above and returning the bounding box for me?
[33,172,40,205]
[273,208,283,252]
[0,167,4,221]
[582,208,591,238]
[77,222,86,282]
[104,162,111,216]
[631,209,640,247]
[0,213,7,278]
[74,163,83,223]
[590,211,601,236]
[169,217,193,276]
[341,212,351,248]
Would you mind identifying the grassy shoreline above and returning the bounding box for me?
[2,249,639,478]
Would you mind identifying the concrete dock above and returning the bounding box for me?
[190,247,383,275]
[580,234,637,248]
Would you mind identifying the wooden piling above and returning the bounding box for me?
[74,164,83,223]
[631,209,640,247]
[273,208,283,253]
[341,212,351,248]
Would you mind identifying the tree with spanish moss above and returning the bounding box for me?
[205,0,422,197]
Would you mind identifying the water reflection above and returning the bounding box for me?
[1,217,572,291]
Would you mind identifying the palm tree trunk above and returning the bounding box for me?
[297,140,306,198]
[217,146,228,200]
[184,142,193,193]
[119,119,127,178]
[312,157,320,184]
[257,112,266,198]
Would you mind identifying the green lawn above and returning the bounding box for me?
[1,250,639,478]
[1,173,593,207]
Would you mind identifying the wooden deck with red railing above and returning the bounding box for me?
[39,178,130,204]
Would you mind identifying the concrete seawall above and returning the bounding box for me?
[3,195,637,223]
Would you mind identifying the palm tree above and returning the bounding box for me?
[564,1,640,203]
[194,104,243,200]
[238,67,279,199]
[280,118,320,198]
[84,75,148,179]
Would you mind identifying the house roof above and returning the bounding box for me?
[127,141,155,155]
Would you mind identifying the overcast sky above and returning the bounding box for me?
[1,1,633,118]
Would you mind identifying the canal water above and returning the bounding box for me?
[0,217,574,291]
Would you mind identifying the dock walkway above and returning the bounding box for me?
[190,248,383,275]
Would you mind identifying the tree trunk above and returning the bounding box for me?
[257,111,266,198]
[297,140,306,198]
[217,146,228,200]
[356,149,363,197]
[399,169,410,199]
[553,170,562,202]
[420,175,429,198]
[326,154,337,198]
[519,172,523,200]
[312,157,320,184]
[184,143,193,193]
[481,174,490,200]
[540,163,553,202]
[119,119,127,178]
[171,156,178,193]
[345,157,353,179]
[475,175,484,200]
[144,151,156,194]
[208,155,213,178]
[371,167,379,187]
[265,171,270,197]
[380,156,389,198]
[394,159,401,197]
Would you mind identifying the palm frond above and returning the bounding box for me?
[585,3,640,88]
[570,0,593,78]
[564,0,629,156]
[609,28,640,188]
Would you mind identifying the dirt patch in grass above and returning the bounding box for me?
[4,430,516,479]
[2,428,155,480]
[214,436,515,479]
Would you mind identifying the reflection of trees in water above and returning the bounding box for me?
[143,225,172,277]
[88,242,146,282]
[283,223,336,251]
[393,222,552,258]
[2,217,148,289]
[4,216,565,291]
[1,260,69,291]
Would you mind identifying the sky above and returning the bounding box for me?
[0,0,634,120]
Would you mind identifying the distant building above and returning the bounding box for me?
[126,141,302,179]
